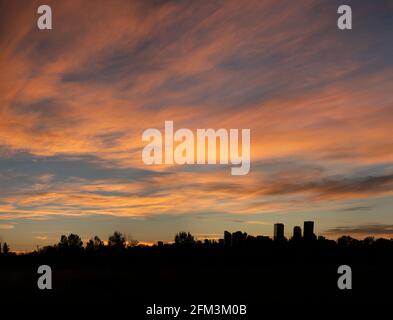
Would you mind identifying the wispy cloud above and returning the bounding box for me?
[35,235,48,241]
[0,224,15,230]
[325,224,393,238]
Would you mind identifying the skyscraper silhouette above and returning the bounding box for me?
[303,221,315,240]
[274,223,285,241]
[293,226,302,240]
[224,231,232,247]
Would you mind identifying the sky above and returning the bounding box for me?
[0,0,392,251]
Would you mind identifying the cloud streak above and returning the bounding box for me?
[325,224,393,238]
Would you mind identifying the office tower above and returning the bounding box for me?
[224,231,232,247]
[304,221,315,240]
[274,223,285,241]
[293,226,302,240]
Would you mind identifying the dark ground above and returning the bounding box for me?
[0,242,392,318]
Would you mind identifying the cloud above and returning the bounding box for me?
[325,224,393,237]
[194,233,222,240]
[1,152,393,221]
[34,235,48,241]
[1,0,392,163]
[0,224,15,230]
[337,205,373,212]
[260,173,393,200]
[230,220,268,226]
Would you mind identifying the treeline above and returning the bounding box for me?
[1,231,393,256]
[39,231,138,254]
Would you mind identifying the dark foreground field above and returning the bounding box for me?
[0,241,392,317]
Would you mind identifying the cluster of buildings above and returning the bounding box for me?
[274,221,315,241]
[223,221,316,247]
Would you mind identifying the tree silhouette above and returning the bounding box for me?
[57,234,83,252]
[58,235,69,250]
[3,242,9,254]
[337,235,359,248]
[108,231,125,248]
[86,235,104,251]
[363,236,375,246]
[68,233,83,249]
[174,232,195,246]
[124,233,139,248]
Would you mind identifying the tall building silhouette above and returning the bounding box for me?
[303,221,315,240]
[274,223,284,241]
[224,231,232,247]
[293,226,302,240]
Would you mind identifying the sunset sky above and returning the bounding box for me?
[0,0,392,251]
